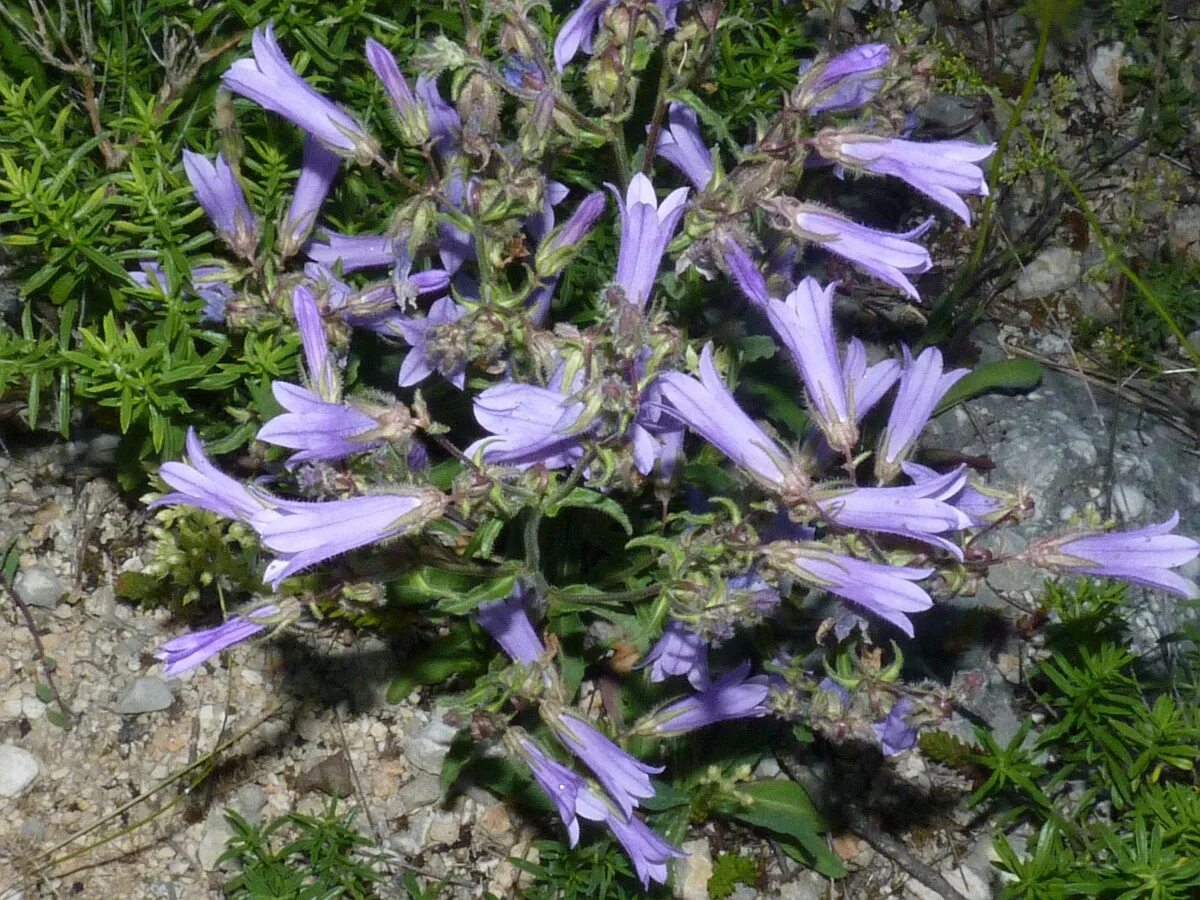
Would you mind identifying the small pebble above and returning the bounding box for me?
[14,566,66,609]
[116,677,173,715]
[0,744,41,798]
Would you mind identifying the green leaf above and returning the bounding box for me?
[723,779,844,878]
[35,682,55,704]
[385,622,486,702]
[545,487,633,535]
[435,573,519,616]
[937,359,1043,413]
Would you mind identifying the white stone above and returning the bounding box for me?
[1016,248,1082,299]
[904,866,990,900]
[403,709,458,774]
[0,744,40,798]
[1111,483,1147,520]
[115,676,173,715]
[14,566,66,609]
[674,838,713,900]
[1090,43,1127,100]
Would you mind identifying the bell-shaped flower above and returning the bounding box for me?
[292,284,340,401]
[873,696,918,756]
[476,585,546,666]
[465,378,588,470]
[654,343,789,488]
[902,461,1006,527]
[182,151,258,255]
[635,662,771,736]
[610,173,689,308]
[256,383,382,468]
[601,801,686,888]
[396,297,469,389]
[637,620,710,689]
[281,137,341,257]
[815,466,973,558]
[307,230,397,273]
[1024,512,1200,599]
[655,102,715,191]
[155,605,279,677]
[794,44,890,114]
[765,541,934,637]
[151,427,265,522]
[415,75,462,158]
[876,347,969,482]
[554,0,610,71]
[816,131,995,225]
[841,337,901,421]
[365,38,430,144]
[223,24,368,154]
[509,732,609,847]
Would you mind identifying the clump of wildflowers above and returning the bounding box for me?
[142,10,1200,889]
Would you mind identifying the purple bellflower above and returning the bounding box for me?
[795,44,891,114]
[224,24,368,154]
[655,102,715,191]
[544,706,663,819]
[254,489,445,589]
[530,190,606,324]
[841,337,902,421]
[128,262,234,322]
[307,231,397,273]
[256,383,381,468]
[601,801,686,888]
[610,173,689,308]
[638,620,710,689]
[816,132,995,225]
[654,343,790,489]
[873,696,918,756]
[365,38,429,144]
[553,0,609,71]
[152,427,265,522]
[396,297,469,390]
[724,240,771,306]
[476,585,546,666]
[876,347,969,482]
[767,278,858,455]
[415,75,462,158]
[636,662,771,736]
[281,137,341,257]
[766,542,934,637]
[155,605,279,677]
[292,284,339,401]
[1025,512,1200,599]
[902,461,1006,526]
[762,199,932,300]
[511,732,609,847]
[182,151,258,256]
[465,378,587,470]
[815,466,973,558]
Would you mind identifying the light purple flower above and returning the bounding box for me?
[128,262,233,322]
[513,734,609,847]
[767,278,857,454]
[795,44,890,114]
[655,102,715,190]
[254,489,444,589]
[610,173,689,308]
[465,380,587,470]
[151,427,264,521]
[877,347,969,482]
[476,586,546,666]
[529,190,606,324]
[818,675,851,706]
[256,383,381,468]
[307,231,397,273]
[815,466,973,558]
[763,199,932,300]
[638,620,710,689]
[873,696,918,756]
[415,75,461,157]
[767,542,934,637]
[553,0,610,71]
[282,137,341,256]
[182,151,258,253]
[902,461,1005,526]
[365,37,429,143]
[602,802,685,888]
[545,707,663,819]
[395,297,469,390]
[155,605,279,677]
[223,24,368,153]
[724,240,771,306]
[1026,512,1200,599]
[841,338,901,421]
[654,343,789,488]
[292,284,338,401]
[639,662,771,735]
[817,132,995,224]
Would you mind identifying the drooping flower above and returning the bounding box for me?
[815,466,973,558]
[476,585,546,666]
[654,343,789,488]
[155,605,279,677]
[601,801,685,888]
[553,0,608,71]
[794,44,891,114]
[638,620,710,689]
[655,102,715,191]
[151,427,264,522]
[876,347,970,482]
[610,172,689,308]
[223,24,368,154]
[1024,512,1200,599]
[254,489,446,589]
[510,732,609,847]
[636,662,771,736]
[256,383,381,468]
[761,198,932,300]
[281,137,341,256]
[396,297,469,389]
[765,541,934,637]
[902,461,1006,526]
[307,231,397,273]
[873,696,918,756]
[182,151,258,255]
[544,705,663,819]
[767,278,857,455]
[815,132,995,225]
[465,378,588,470]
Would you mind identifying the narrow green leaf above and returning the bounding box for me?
[937,359,1043,413]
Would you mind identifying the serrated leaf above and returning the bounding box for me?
[936,358,1043,413]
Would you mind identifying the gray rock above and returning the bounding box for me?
[1111,482,1148,520]
[197,807,234,871]
[1168,205,1200,266]
[1089,43,1127,101]
[398,772,444,810]
[233,784,267,828]
[674,838,713,900]
[403,709,458,775]
[0,744,40,798]
[1015,247,1082,299]
[14,566,66,609]
[116,676,173,715]
[775,870,827,900]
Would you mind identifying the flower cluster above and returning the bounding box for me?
[144,13,1199,889]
